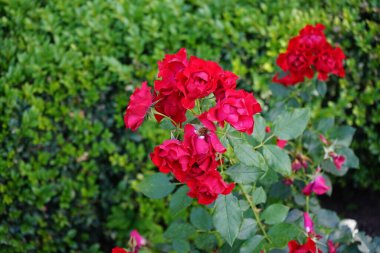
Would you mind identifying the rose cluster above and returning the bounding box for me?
[273,24,345,86]
[123,48,262,204]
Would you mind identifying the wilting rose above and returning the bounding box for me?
[129,230,146,253]
[330,152,346,170]
[302,175,330,196]
[124,82,153,131]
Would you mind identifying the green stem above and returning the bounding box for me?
[239,184,271,243]
[253,134,275,150]
[306,195,310,213]
[153,110,178,126]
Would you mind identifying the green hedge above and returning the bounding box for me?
[0,0,379,252]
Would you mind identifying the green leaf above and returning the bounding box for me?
[273,108,310,140]
[322,159,349,176]
[252,114,266,143]
[269,83,290,98]
[164,222,196,240]
[233,143,261,166]
[261,204,289,225]
[336,146,359,169]
[268,223,301,248]
[194,234,217,251]
[262,145,291,176]
[315,208,339,228]
[159,118,176,130]
[316,81,327,97]
[316,118,334,133]
[169,185,192,215]
[330,126,355,146]
[238,218,257,240]
[252,187,266,205]
[240,235,264,253]
[226,163,263,184]
[172,239,190,253]
[213,194,243,246]
[139,173,175,199]
[190,207,212,230]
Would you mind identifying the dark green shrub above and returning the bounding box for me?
[0,0,378,252]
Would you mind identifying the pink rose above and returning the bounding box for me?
[130,230,146,253]
[302,175,330,196]
[124,82,153,131]
[303,212,314,234]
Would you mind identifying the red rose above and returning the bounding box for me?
[272,49,314,86]
[155,48,188,95]
[288,24,327,57]
[214,70,239,101]
[206,89,262,134]
[150,139,190,180]
[183,124,226,156]
[288,237,321,253]
[178,56,223,109]
[124,82,153,131]
[112,247,128,253]
[187,170,235,205]
[182,155,219,182]
[154,91,187,125]
[314,44,345,81]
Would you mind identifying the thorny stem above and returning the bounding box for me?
[239,184,271,243]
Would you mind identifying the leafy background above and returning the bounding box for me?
[0,0,379,252]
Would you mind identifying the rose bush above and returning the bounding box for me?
[116,24,379,253]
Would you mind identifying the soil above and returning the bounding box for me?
[320,185,380,237]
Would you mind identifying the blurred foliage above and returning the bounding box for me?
[0,0,379,252]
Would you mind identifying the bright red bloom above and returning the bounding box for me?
[315,44,345,81]
[112,247,128,253]
[187,169,235,205]
[288,24,327,57]
[206,89,262,134]
[272,49,314,86]
[155,48,188,95]
[303,212,314,234]
[288,237,321,253]
[150,139,190,182]
[183,124,226,156]
[154,91,187,125]
[124,82,153,131]
[276,139,288,149]
[302,175,330,196]
[214,70,239,101]
[178,56,223,109]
